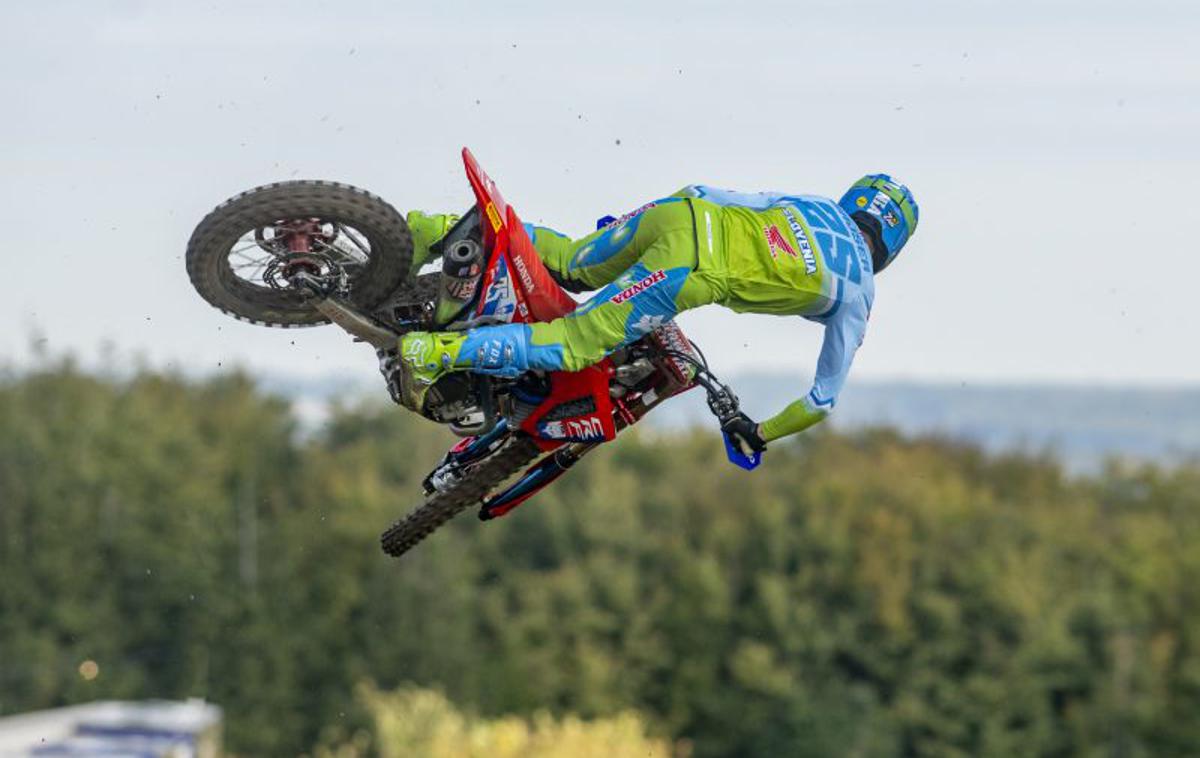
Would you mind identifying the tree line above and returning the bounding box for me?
[1,361,1197,756]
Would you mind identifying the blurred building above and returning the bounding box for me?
[0,700,221,758]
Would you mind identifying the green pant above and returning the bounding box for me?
[510,196,725,372]
[413,196,835,442]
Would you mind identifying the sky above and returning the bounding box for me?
[2,0,1198,387]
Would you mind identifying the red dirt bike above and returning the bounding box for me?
[186,148,759,558]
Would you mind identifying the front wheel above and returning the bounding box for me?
[186,180,413,327]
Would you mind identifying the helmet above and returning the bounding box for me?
[838,174,919,273]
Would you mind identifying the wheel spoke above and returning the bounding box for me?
[313,237,365,265]
[232,240,271,254]
[229,231,288,286]
[224,219,374,287]
[337,224,372,258]
[230,249,265,264]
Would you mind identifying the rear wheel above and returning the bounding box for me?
[186,180,413,327]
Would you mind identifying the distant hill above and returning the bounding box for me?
[659,374,1200,471]
[258,371,1200,472]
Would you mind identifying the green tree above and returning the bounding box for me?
[2,361,1198,756]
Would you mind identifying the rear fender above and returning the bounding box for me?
[462,148,576,324]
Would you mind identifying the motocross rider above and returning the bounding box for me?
[397,175,918,453]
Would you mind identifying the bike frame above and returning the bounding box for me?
[456,148,622,452]
[429,148,717,516]
[406,148,761,522]
[189,147,761,555]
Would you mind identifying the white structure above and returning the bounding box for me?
[0,700,221,757]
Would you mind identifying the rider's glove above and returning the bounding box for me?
[721,411,767,455]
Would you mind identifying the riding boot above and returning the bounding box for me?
[405,211,460,276]
[396,331,468,412]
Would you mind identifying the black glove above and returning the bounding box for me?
[721,411,767,454]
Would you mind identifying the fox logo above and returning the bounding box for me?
[763,224,798,260]
[403,335,428,367]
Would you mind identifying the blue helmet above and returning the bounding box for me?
[838,174,919,273]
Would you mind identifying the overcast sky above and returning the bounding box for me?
[3,0,1198,387]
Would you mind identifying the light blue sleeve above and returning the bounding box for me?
[808,293,871,412]
[677,185,787,210]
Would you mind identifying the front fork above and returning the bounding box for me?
[479,442,594,520]
[421,419,512,495]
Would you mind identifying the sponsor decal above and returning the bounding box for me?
[781,207,818,275]
[867,191,890,218]
[883,210,900,228]
[481,258,517,319]
[763,224,798,260]
[511,254,536,293]
[855,237,872,274]
[539,416,607,441]
[484,202,503,232]
[445,267,481,301]
[604,201,657,229]
[652,321,696,382]
[475,337,505,368]
[610,269,667,304]
[855,195,868,208]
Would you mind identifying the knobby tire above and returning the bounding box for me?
[380,436,541,557]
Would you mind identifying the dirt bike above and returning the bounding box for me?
[186,148,761,558]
